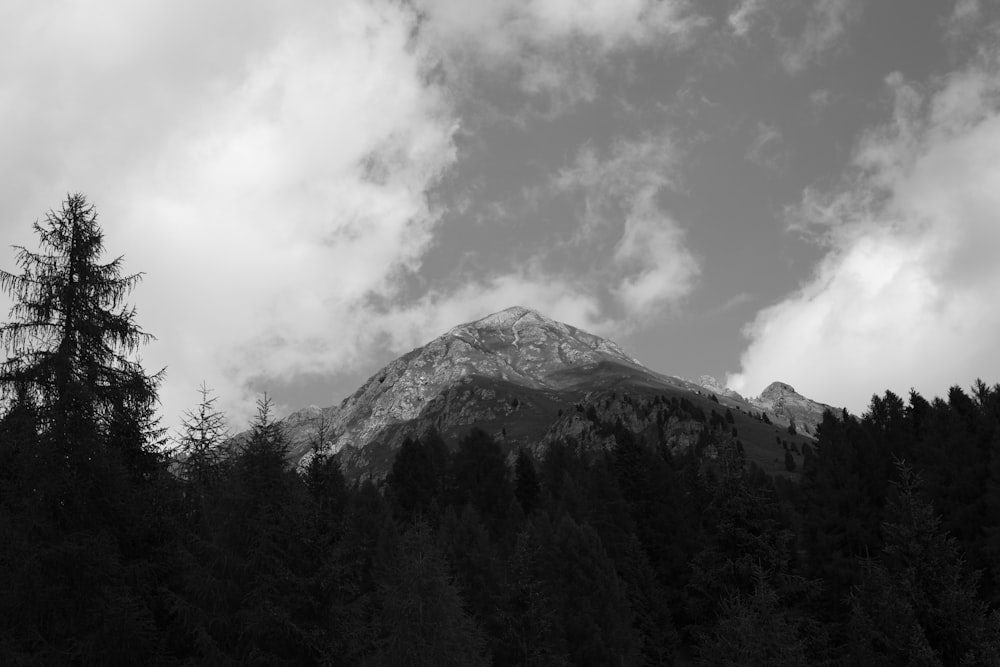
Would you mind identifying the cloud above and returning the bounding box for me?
[946,0,982,40]
[551,133,701,320]
[363,130,701,357]
[707,292,755,317]
[0,0,459,428]
[943,1,1000,58]
[360,271,612,353]
[552,133,678,242]
[728,0,768,37]
[728,43,1000,412]
[418,0,708,112]
[952,0,982,22]
[0,1,706,429]
[727,0,862,74]
[421,0,705,58]
[809,89,833,109]
[782,0,862,73]
[745,122,784,170]
[612,201,701,316]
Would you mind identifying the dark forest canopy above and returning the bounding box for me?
[2,196,1000,664]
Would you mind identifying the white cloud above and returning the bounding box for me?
[552,133,701,321]
[612,200,701,316]
[727,0,862,74]
[783,0,861,74]
[553,133,678,242]
[421,0,704,57]
[362,272,612,353]
[809,89,833,108]
[0,0,458,428]
[418,0,707,110]
[363,131,701,356]
[728,0,768,37]
[745,122,783,170]
[953,0,982,22]
[947,0,982,41]
[728,43,1000,413]
[0,0,704,431]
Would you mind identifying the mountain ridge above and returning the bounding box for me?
[691,376,837,437]
[274,306,837,477]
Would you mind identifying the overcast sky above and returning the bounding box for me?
[2,0,999,429]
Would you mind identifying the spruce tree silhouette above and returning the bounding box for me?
[0,193,161,504]
[0,194,165,662]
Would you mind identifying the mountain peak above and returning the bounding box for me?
[760,381,798,399]
[749,380,835,437]
[446,306,556,339]
[469,305,546,330]
[442,305,637,373]
[695,375,744,400]
[287,307,658,467]
[275,308,839,479]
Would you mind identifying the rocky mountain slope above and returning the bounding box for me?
[747,381,836,437]
[274,306,837,478]
[693,376,836,437]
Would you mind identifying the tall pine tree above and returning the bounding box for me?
[0,194,166,661]
[0,193,161,500]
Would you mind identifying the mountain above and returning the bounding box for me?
[693,376,836,437]
[694,374,745,401]
[277,306,836,478]
[747,381,837,437]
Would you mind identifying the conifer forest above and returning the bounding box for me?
[3,196,1000,665]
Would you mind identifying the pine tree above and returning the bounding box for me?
[0,194,160,494]
[387,436,446,522]
[801,408,887,608]
[686,454,798,629]
[531,513,642,666]
[304,452,348,533]
[848,462,1000,665]
[452,428,514,535]
[368,523,489,666]
[495,527,570,666]
[0,194,167,661]
[515,448,541,515]
[234,393,291,510]
[0,382,38,497]
[175,382,229,509]
[329,480,394,662]
[697,575,811,667]
[438,505,505,653]
[302,407,348,520]
[205,394,315,663]
[785,449,796,472]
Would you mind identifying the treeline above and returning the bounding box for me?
[374,385,1000,665]
[6,383,1000,664]
[3,195,1000,664]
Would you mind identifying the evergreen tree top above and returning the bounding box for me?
[0,193,159,429]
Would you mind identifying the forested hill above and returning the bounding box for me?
[3,196,1000,664]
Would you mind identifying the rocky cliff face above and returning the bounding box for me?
[282,306,677,471]
[747,381,836,437]
[695,375,745,401]
[272,306,837,478]
[693,376,837,438]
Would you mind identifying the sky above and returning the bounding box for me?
[2,0,1000,431]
